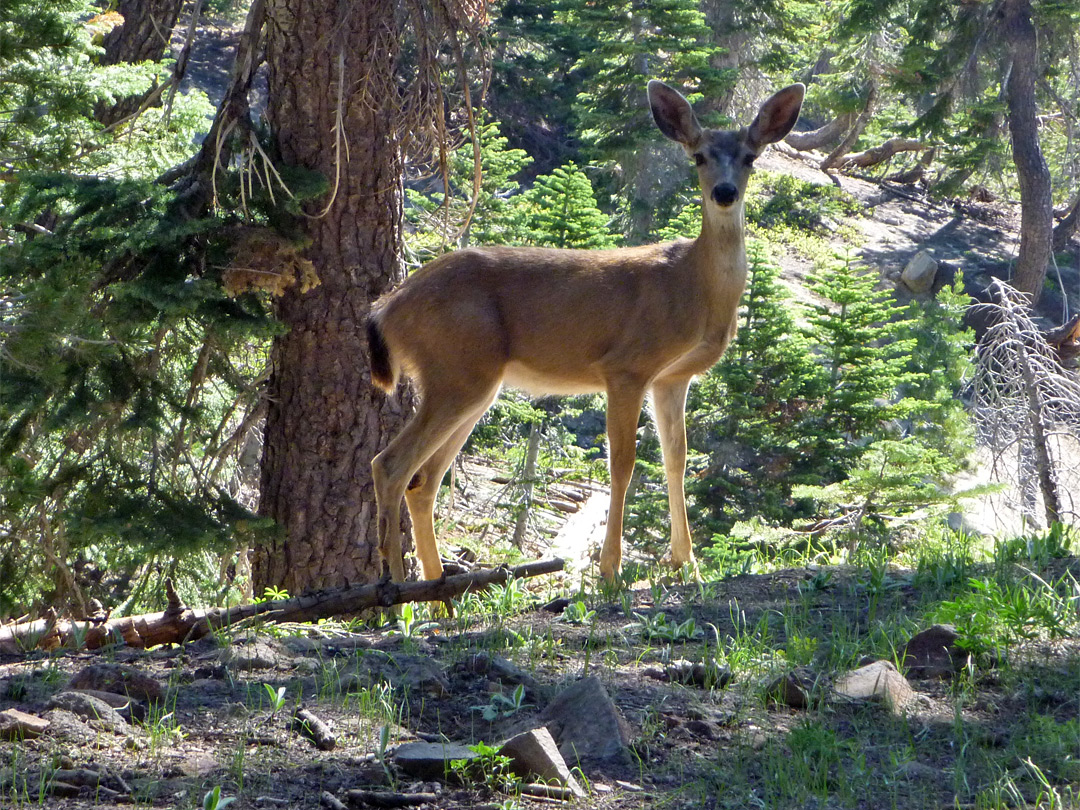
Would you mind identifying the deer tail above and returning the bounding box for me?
[366,313,397,392]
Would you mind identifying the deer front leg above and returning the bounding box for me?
[652,376,697,576]
[599,378,647,582]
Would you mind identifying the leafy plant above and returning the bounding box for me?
[626,611,704,642]
[560,599,595,625]
[450,741,517,792]
[261,586,290,602]
[203,786,236,810]
[263,683,287,715]
[472,684,532,722]
[392,602,438,638]
[934,575,1075,659]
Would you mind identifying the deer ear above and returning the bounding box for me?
[649,80,703,147]
[747,83,805,149]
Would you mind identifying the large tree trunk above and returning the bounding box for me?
[253,0,413,594]
[1002,0,1053,304]
[95,0,186,126]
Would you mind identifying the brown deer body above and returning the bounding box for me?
[367,81,804,583]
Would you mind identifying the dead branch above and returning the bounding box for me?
[971,279,1080,527]
[821,82,879,172]
[0,559,565,654]
[837,137,928,170]
[293,706,336,750]
[784,112,856,152]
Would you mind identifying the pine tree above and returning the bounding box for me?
[802,251,919,472]
[521,162,616,249]
[567,0,732,241]
[689,241,824,526]
[405,116,533,256]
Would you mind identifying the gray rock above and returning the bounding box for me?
[68,663,163,702]
[901,250,939,294]
[902,624,969,679]
[340,654,450,699]
[219,639,294,671]
[498,727,584,797]
[530,676,631,769]
[69,688,145,722]
[0,708,49,740]
[765,667,819,709]
[832,660,915,713]
[41,709,96,744]
[465,653,543,699]
[47,691,128,733]
[393,741,479,780]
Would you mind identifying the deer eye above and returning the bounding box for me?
[693,153,706,166]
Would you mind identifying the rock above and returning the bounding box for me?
[644,658,732,689]
[47,691,128,733]
[393,741,479,780]
[682,719,719,740]
[0,708,49,740]
[498,727,584,797]
[528,676,632,769]
[70,688,146,722]
[219,639,294,671]
[901,250,939,294]
[902,625,969,679]
[464,653,543,698]
[343,654,450,699]
[765,668,819,709]
[541,597,571,614]
[41,709,96,744]
[69,663,164,702]
[832,660,915,713]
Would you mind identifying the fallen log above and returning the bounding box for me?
[837,137,928,170]
[0,558,565,654]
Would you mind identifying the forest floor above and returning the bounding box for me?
[2,536,1079,810]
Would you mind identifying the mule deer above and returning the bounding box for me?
[367,80,804,583]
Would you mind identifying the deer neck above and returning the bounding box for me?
[693,200,747,277]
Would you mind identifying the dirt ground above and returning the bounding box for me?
[3,551,1080,809]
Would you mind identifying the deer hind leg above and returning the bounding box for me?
[404,389,499,581]
[651,376,697,575]
[598,377,648,582]
[372,379,501,582]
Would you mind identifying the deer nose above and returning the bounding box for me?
[712,183,738,206]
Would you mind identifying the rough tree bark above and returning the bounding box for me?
[1002,0,1053,304]
[1053,193,1080,251]
[95,0,186,126]
[252,0,413,594]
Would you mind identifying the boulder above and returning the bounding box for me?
[393,741,479,780]
[902,625,969,679]
[528,676,632,769]
[68,663,163,702]
[219,639,294,671]
[0,708,49,740]
[47,691,128,733]
[498,727,584,797]
[901,250,939,294]
[832,660,915,713]
[765,667,819,709]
